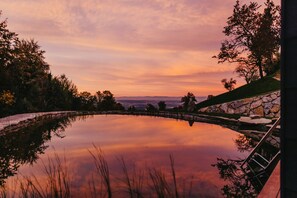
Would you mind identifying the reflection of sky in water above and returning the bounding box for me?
[12,115,248,197]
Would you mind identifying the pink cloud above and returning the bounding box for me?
[0,0,278,96]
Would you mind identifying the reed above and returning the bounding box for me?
[118,157,144,198]
[16,153,71,198]
[1,150,195,198]
[148,167,173,198]
[89,145,112,198]
[170,154,179,198]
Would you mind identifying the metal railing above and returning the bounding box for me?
[241,117,281,168]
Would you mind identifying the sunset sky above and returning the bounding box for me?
[0,0,279,97]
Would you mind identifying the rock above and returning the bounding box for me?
[235,105,247,114]
[250,114,261,119]
[252,106,264,117]
[238,116,251,122]
[271,94,278,100]
[231,100,244,109]
[272,97,280,105]
[263,102,273,110]
[271,104,280,113]
[220,103,228,113]
[264,108,270,115]
[262,96,272,103]
[239,116,272,124]
[242,98,254,105]
[276,111,280,117]
[227,108,235,114]
[267,113,275,118]
[250,100,262,109]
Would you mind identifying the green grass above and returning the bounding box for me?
[197,76,280,109]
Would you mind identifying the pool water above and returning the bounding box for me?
[2,115,254,197]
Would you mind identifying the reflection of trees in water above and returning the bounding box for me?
[212,157,259,197]
[188,120,194,127]
[212,134,279,197]
[0,115,86,186]
[234,134,257,153]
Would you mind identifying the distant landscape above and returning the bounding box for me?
[117,96,206,110]
[0,0,282,197]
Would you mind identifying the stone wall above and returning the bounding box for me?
[199,91,280,118]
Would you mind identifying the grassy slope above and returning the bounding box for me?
[197,76,280,109]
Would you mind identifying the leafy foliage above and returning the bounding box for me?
[235,62,259,84]
[0,90,15,116]
[158,101,166,111]
[145,103,157,112]
[0,12,123,116]
[215,0,280,81]
[181,92,197,112]
[221,78,236,91]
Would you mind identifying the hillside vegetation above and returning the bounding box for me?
[197,76,280,109]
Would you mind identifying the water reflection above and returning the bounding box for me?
[234,134,257,152]
[188,120,194,127]
[0,115,87,186]
[212,134,279,197]
[0,115,279,197]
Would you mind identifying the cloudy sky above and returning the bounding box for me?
[0,0,279,97]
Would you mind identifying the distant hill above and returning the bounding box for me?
[117,96,206,110]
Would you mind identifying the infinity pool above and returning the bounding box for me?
[2,115,254,197]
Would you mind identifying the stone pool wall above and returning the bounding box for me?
[198,91,280,118]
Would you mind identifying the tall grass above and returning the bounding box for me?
[170,154,179,198]
[1,149,195,198]
[118,157,145,198]
[89,145,112,198]
[29,153,70,198]
[148,167,173,198]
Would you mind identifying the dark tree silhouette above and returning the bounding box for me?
[145,103,157,112]
[181,92,197,112]
[158,101,166,111]
[235,62,259,84]
[128,105,136,112]
[97,90,117,111]
[221,78,236,91]
[79,91,97,110]
[0,116,77,186]
[0,12,124,116]
[214,0,280,80]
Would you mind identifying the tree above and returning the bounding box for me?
[235,62,259,84]
[181,92,197,112]
[253,0,280,76]
[79,91,97,110]
[214,0,280,80]
[128,105,136,112]
[145,103,157,112]
[0,11,18,93]
[46,74,78,110]
[114,102,125,111]
[0,90,15,116]
[96,90,117,111]
[158,101,166,111]
[4,38,51,112]
[221,78,236,91]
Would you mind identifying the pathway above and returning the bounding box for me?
[0,111,74,131]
